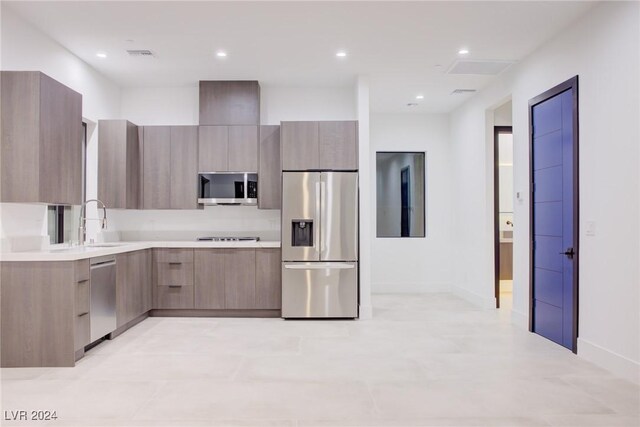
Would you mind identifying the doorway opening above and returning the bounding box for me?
[494,126,513,310]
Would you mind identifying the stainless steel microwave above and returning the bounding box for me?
[198,172,258,206]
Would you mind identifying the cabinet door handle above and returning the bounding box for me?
[78,310,89,317]
[168,262,182,265]
[168,284,183,288]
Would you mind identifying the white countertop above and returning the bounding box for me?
[0,240,281,262]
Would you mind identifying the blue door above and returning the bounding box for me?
[530,78,578,352]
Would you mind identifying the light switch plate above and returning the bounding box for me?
[586,221,596,236]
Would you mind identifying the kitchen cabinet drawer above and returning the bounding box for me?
[155,283,194,309]
[154,249,194,264]
[74,312,90,352]
[156,262,194,288]
[75,259,90,282]
[75,279,90,316]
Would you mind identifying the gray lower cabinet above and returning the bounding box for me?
[225,249,257,309]
[258,125,281,209]
[1,260,89,367]
[255,249,282,309]
[116,250,152,327]
[194,249,226,309]
[194,248,281,310]
[153,249,195,309]
[98,120,141,209]
[1,71,83,205]
[198,125,258,172]
[142,126,198,209]
[281,121,358,171]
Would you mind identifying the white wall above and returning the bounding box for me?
[121,86,199,125]
[0,7,121,249]
[450,2,640,382]
[370,113,453,293]
[261,86,356,124]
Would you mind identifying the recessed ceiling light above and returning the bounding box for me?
[216,51,227,58]
[416,95,424,100]
[458,48,470,55]
[336,51,347,58]
[96,52,107,58]
[407,103,418,107]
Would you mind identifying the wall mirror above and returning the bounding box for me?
[376,152,426,238]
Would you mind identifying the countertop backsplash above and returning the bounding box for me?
[106,206,281,242]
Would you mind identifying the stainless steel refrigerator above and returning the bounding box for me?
[281,171,358,318]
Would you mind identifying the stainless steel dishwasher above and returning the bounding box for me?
[90,256,117,342]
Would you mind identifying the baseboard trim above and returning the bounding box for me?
[452,285,496,309]
[578,337,640,384]
[372,282,450,293]
[359,304,373,319]
[150,309,281,318]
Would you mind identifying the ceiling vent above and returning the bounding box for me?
[451,89,477,95]
[447,60,514,75]
[126,49,155,57]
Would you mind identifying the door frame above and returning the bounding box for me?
[528,75,579,353]
[494,126,513,309]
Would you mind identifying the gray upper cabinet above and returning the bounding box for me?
[199,81,260,126]
[198,125,258,172]
[198,126,228,171]
[319,121,358,170]
[281,121,319,171]
[258,125,281,209]
[170,126,198,209]
[142,126,172,209]
[228,126,258,172]
[1,71,82,205]
[280,121,358,171]
[142,126,198,209]
[98,120,141,209]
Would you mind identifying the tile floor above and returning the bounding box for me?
[1,293,638,427]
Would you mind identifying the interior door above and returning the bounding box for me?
[529,77,579,352]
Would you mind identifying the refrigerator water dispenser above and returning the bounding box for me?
[291,220,313,247]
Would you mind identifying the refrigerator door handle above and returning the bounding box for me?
[315,180,321,255]
[284,263,355,270]
[320,180,326,254]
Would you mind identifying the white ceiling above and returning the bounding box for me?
[4,1,595,113]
